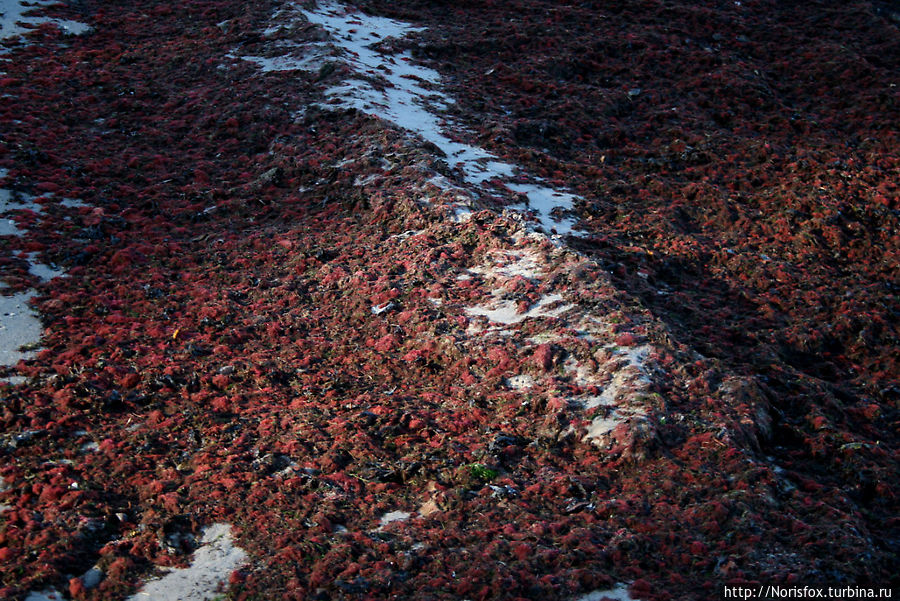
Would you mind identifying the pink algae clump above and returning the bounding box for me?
[532,343,555,371]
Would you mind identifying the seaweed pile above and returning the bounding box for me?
[0,0,896,599]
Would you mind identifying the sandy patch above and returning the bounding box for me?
[126,523,247,601]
